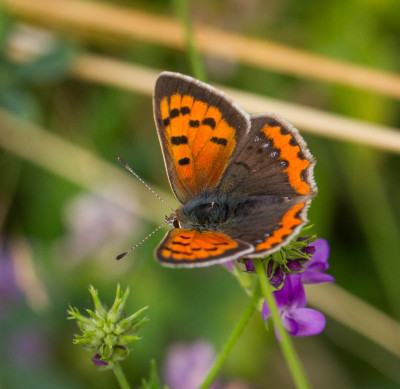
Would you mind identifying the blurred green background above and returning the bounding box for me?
[1,0,400,388]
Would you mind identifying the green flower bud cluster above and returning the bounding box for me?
[68,284,148,369]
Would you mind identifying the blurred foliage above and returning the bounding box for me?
[1,1,400,389]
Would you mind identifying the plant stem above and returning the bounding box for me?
[112,361,131,389]
[197,286,258,389]
[254,259,311,389]
[172,0,207,81]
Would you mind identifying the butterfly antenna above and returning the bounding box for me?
[115,219,170,260]
[118,157,174,212]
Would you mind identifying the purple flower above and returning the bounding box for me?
[8,328,50,367]
[262,239,333,338]
[262,274,326,338]
[93,354,108,366]
[266,261,284,288]
[301,239,334,284]
[244,258,255,272]
[60,186,139,262]
[163,341,219,389]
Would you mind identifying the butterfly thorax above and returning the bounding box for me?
[175,192,230,232]
[175,191,288,236]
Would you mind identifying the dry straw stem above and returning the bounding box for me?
[307,284,400,360]
[7,38,400,154]
[72,55,400,154]
[4,0,400,100]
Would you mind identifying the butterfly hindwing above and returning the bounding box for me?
[154,72,251,204]
[155,229,253,267]
[224,196,311,257]
[218,113,317,198]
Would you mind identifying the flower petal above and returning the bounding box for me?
[278,274,306,309]
[221,260,235,272]
[307,239,330,265]
[261,300,270,321]
[281,314,299,335]
[301,272,335,285]
[283,308,326,336]
[163,341,218,389]
[301,239,334,284]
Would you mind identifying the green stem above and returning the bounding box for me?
[197,286,258,389]
[254,260,311,389]
[172,0,207,81]
[112,361,131,389]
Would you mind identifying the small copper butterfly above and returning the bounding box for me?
[153,72,317,267]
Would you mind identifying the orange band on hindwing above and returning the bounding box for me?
[255,202,305,251]
[262,125,311,195]
[159,229,240,262]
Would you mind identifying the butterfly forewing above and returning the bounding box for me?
[154,72,251,204]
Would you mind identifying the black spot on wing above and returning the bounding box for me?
[179,157,190,165]
[189,120,200,127]
[170,108,180,118]
[180,106,190,115]
[171,136,188,145]
[210,137,228,146]
[202,117,216,129]
[171,241,190,246]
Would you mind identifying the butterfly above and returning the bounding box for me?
[153,72,317,268]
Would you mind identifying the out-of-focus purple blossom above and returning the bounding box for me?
[221,260,235,272]
[0,243,22,318]
[301,239,334,284]
[163,340,219,389]
[60,186,139,261]
[8,328,50,367]
[262,274,326,338]
[223,381,256,389]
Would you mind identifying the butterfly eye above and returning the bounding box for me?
[173,218,181,228]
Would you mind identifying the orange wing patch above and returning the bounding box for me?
[255,202,305,252]
[160,95,236,197]
[262,125,311,195]
[156,229,253,267]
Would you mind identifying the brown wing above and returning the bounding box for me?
[154,72,250,204]
[218,113,317,198]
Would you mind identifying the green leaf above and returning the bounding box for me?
[141,360,167,389]
[15,43,77,84]
[0,87,40,119]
